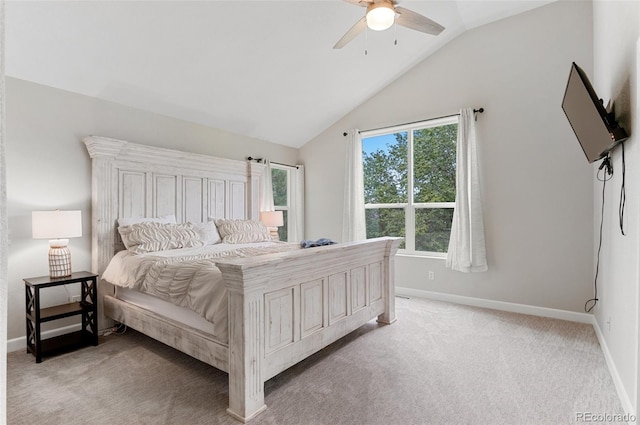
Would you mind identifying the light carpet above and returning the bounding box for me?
[7,297,625,425]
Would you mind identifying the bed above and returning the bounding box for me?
[84,135,401,422]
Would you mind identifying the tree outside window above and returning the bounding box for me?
[362,117,457,255]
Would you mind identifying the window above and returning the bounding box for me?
[362,116,458,256]
[271,165,289,242]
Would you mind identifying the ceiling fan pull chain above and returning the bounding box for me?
[394,19,398,46]
[364,25,368,55]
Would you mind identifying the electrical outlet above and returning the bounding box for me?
[428,271,435,280]
[69,295,82,303]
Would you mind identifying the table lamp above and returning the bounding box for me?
[32,210,82,278]
[260,211,284,240]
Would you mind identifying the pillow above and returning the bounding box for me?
[190,221,222,245]
[214,219,272,244]
[118,221,203,254]
[117,215,177,227]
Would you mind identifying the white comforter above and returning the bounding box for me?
[102,242,300,333]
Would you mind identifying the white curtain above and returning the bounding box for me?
[342,129,366,242]
[446,108,488,272]
[260,158,275,212]
[0,0,8,419]
[289,165,305,242]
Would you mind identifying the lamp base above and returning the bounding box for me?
[267,227,279,241]
[48,240,72,278]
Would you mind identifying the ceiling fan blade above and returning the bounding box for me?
[395,6,445,35]
[342,0,372,7]
[333,16,367,49]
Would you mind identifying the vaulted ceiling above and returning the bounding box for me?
[6,1,554,148]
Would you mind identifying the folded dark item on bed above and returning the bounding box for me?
[300,238,337,248]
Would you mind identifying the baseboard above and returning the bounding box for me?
[591,317,637,419]
[396,286,636,419]
[395,287,593,323]
[7,323,81,353]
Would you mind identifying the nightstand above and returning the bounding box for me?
[24,271,99,363]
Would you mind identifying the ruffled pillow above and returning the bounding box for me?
[118,221,204,254]
[214,219,272,244]
[117,215,176,227]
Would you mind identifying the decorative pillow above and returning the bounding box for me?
[190,221,222,245]
[118,221,203,254]
[117,215,177,227]
[214,219,272,244]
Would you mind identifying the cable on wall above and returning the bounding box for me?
[586,153,613,313]
[618,142,626,235]
[586,142,627,313]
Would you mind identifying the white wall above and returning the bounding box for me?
[592,0,640,414]
[301,1,594,313]
[5,77,299,341]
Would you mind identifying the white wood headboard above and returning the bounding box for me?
[83,135,265,277]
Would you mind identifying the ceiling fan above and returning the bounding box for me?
[333,0,445,49]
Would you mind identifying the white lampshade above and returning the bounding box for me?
[260,210,284,227]
[366,2,395,31]
[32,210,82,278]
[32,210,82,240]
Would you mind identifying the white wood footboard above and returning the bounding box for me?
[216,237,401,422]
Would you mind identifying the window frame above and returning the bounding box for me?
[361,115,458,257]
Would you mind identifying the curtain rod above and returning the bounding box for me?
[247,156,299,169]
[343,107,485,136]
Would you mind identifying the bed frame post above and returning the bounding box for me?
[218,261,277,423]
[377,238,402,325]
[84,137,127,331]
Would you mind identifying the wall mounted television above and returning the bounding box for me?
[562,62,628,163]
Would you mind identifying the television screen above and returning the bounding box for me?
[562,62,628,163]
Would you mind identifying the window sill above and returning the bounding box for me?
[397,252,447,260]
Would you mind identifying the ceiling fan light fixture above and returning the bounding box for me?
[366,2,395,31]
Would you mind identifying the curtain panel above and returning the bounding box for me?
[289,165,305,242]
[342,129,366,242]
[446,108,488,272]
[260,158,275,212]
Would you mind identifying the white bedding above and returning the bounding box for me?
[102,242,300,343]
